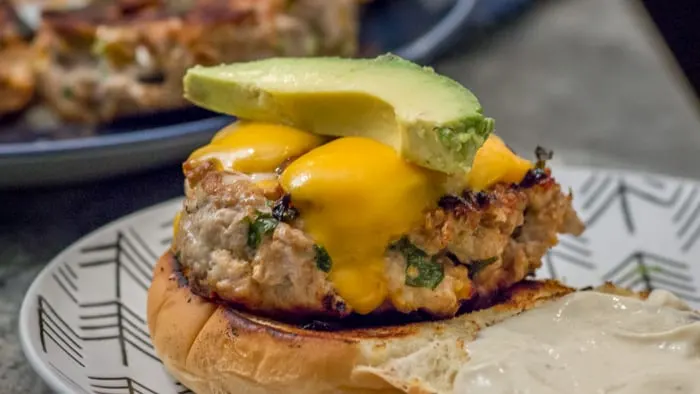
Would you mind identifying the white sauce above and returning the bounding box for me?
[455,290,700,394]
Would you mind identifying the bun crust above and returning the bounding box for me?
[147,251,576,394]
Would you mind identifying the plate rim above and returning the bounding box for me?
[393,0,478,64]
[0,116,231,158]
[18,164,700,391]
[18,197,183,393]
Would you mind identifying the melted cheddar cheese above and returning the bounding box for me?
[172,210,182,247]
[188,121,325,173]
[466,135,534,191]
[182,120,534,314]
[280,137,444,313]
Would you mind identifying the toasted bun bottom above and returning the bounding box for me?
[147,251,577,394]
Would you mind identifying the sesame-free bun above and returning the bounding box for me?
[147,251,580,394]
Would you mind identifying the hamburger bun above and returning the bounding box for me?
[147,251,595,394]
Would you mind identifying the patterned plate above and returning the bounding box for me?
[19,166,700,393]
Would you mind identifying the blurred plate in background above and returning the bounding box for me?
[0,0,530,187]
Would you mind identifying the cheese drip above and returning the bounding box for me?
[179,121,324,240]
[188,121,324,173]
[181,121,534,313]
[280,137,444,314]
[466,134,533,191]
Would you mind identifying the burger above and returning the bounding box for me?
[147,55,699,394]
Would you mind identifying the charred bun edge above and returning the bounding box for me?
[147,251,420,394]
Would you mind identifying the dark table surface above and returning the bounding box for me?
[3,0,700,392]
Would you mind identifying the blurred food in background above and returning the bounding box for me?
[0,1,36,117]
[0,0,364,124]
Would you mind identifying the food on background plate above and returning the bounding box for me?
[147,54,700,394]
[0,2,25,52]
[0,1,36,117]
[1,0,365,124]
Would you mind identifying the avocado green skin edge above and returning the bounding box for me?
[183,54,495,174]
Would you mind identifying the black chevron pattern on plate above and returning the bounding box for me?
[544,234,595,279]
[52,262,79,304]
[126,227,160,267]
[79,300,159,366]
[577,174,683,234]
[578,174,614,209]
[48,362,90,394]
[32,202,197,393]
[672,186,700,252]
[160,219,174,247]
[602,251,700,302]
[37,296,85,367]
[88,376,158,394]
[56,230,160,368]
[79,229,156,294]
[75,230,160,366]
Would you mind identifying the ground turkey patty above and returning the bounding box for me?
[173,162,584,318]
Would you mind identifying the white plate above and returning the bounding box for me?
[19,166,700,393]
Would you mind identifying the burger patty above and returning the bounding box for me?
[174,163,584,318]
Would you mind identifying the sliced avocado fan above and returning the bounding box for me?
[183,54,495,174]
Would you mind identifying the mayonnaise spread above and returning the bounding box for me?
[455,290,700,394]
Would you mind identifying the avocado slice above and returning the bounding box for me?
[183,54,494,174]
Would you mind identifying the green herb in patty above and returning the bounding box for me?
[247,212,279,249]
[62,86,74,99]
[393,237,444,289]
[314,245,332,272]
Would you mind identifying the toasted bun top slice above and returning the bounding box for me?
[147,251,584,394]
